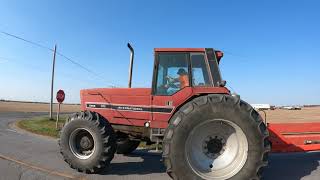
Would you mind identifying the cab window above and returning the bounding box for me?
[191,53,212,86]
[155,53,189,95]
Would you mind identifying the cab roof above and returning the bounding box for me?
[154,48,206,52]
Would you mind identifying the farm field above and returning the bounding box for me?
[262,107,320,123]
[0,101,80,113]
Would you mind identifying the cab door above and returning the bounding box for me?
[151,52,193,128]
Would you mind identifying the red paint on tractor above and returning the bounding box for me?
[81,87,230,129]
[154,48,205,52]
[268,122,320,152]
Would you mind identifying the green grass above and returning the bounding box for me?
[17,116,68,138]
[138,141,163,150]
[17,116,163,150]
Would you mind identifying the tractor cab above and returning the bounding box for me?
[152,48,225,96]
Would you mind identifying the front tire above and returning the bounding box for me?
[162,95,270,180]
[59,111,116,173]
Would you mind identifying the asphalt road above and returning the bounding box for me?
[0,112,319,180]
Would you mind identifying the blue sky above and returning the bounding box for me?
[0,0,319,105]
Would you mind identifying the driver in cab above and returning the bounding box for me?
[166,68,190,89]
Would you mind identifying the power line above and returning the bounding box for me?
[0,31,53,51]
[0,30,120,87]
[55,51,116,86]
[0,55,112,86]
[219,48,250,60]
[56,51,119,87]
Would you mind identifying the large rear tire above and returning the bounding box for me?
[162,94,270,180]
[59,111,116,173]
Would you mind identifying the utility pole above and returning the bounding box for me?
[50,45,57,120]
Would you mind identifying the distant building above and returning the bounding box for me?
[251,104,271,110]
[282,106,302,110]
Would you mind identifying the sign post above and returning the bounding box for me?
[56,89,65,129]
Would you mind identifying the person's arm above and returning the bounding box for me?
[172,77,179,83]
[166,76,179,83]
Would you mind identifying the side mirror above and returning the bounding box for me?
[218,80,227,87]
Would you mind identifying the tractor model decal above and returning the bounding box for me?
[86,103,173,114]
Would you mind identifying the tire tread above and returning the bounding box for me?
[162,95,271,180]
[59,110,116,173]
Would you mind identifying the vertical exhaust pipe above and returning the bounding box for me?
[127,43,134,88]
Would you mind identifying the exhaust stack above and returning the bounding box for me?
[127,43,134,88]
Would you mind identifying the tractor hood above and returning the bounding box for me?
[80,88,152,111]
[81,88,151,97]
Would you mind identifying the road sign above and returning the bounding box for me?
[56,90,65,103]
[56,89,65,129]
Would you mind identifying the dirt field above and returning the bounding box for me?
[0,101,80,113]
[260,107,320,123]
[0,101,319,123]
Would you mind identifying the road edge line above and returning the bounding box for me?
[0,153,79,179]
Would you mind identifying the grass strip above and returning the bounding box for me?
[17,116,67,138]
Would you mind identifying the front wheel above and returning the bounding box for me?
[162,95,270,180]
[59,111,117,173]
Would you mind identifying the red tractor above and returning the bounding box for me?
[59,44,320,180]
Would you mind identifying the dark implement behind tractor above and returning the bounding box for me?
[59,44,320,180]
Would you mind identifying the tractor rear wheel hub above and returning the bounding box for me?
[185,119,248,179]
[203,136,226,158]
